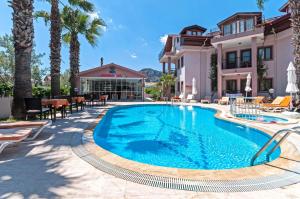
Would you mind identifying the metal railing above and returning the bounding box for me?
[251,127,300,166]
[230,97,261,118]
[222,56,252,69]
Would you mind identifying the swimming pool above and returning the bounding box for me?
[94,105,280,170]
[235,114,288,123]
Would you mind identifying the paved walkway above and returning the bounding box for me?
[0,105,300,199]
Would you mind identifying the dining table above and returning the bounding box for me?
[42,99,69,121]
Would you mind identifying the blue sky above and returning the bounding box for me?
[0,0,286,72]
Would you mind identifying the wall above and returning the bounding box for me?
[0,97,12,119]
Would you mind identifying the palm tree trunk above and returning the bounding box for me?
[69,32,80,97]
[290,0,300,86]
[50,0,62,97]
[10,0,34,119]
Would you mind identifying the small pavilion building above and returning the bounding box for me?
[77,63,145,101]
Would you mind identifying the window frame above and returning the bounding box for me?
[240,49,252,68]
[257,46,273,61]
[226,51,237,69]
[258,78,273,92]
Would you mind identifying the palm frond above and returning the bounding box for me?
[257,0,265,10]
[68,0,94,12]
[62,32,71,43]
[34,10,51,25]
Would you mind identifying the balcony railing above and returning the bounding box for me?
[222,57,252,69]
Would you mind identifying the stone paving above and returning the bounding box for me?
[0,103,300,199]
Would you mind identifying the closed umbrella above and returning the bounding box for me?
[192,78,197,96]
[245,73,252,98]
[286,62,299,110]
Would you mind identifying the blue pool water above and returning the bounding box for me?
[94,105,281,170]
[235,114,288,123]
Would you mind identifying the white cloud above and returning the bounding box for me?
[138,37,148,47]
[104,17,125,31]
[160,34,168,45]
[130,53,138,59]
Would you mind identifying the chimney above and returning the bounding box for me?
[100,57,104,67]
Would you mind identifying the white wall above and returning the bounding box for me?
[0,97,12,119]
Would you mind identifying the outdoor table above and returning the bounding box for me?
[72,97,85,111]
[100,95,108,106]
[42,99,69,121]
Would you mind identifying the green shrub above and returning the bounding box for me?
[145,87,161,100]
[0,83,13,97]
[32,86,51,98]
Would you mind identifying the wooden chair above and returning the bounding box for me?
[24,98,51,120]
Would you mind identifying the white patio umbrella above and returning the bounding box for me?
[192,77,197,96]
[286,62,299,110]
[245,73,252,97]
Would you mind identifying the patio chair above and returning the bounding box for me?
[171,93,184,103]
[261,96,291,112]
[0,128,32,154]
[24,98,51,120]
[0,120,52,141]
[218,97,230,105]
[186,94,195,102]
[200,96,211,104]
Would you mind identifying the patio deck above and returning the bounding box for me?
[0,103,300,199]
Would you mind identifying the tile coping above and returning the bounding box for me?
[71,103,300,192]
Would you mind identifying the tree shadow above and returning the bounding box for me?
[0,107,103,198]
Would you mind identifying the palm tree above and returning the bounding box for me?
[159,74,175,100]
[61,6,105,96]
[257,0,300,85]
[9,0,34,119]
[50,0,62,97]
[36,0,99,96]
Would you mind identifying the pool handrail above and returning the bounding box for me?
[251,127,300,166]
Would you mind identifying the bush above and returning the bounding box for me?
[60,86,70,96]
[32,86,51,98]
[145,87,161,100]
[0,83,13,97]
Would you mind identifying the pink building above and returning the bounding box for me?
[77,63,145,101]
[159,2,293,99]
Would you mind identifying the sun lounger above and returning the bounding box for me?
[253,96,265,105]
[171,93,184,103]
[187,94,195,102]
[261,96,291,112]
[201,96,211,104]
[0,128,32,154]
[218,97,229,105]
[235,97,245,105]
[0,120,52,141]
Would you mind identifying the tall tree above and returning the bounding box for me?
[36,0,98,96]
[9,0,34,119]
[257,0,300,85]
[50,0,62,97]
[0,34,46,85]
[61,6,105,96]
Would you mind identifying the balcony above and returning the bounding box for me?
[211,26,264,46]
[222,58,252,69]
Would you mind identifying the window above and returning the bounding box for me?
[177,59,180,69]
[226,80,237,94]
[258,46,273,61]
[197,32,202,36]
[226,51,237,69]
[239,20,245,33]
[259,78,273,92]
[224,24,231,36]
[246,18,254,31]
[181,56,184,68]
[240,49,252,67]
[177,82,180,92]
[187,31,192,35]
[231,22,237,34]
[176,37,180,43]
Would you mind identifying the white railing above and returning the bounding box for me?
[230,97,261,119]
